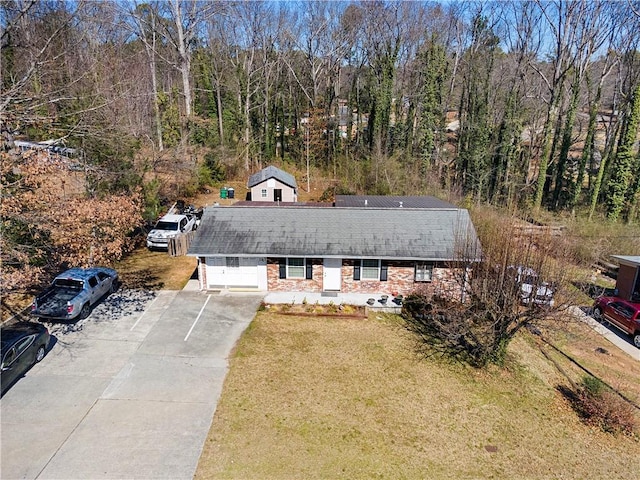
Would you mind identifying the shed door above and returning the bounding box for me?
[323,258,342,291]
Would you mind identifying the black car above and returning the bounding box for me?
[1,322,51,395]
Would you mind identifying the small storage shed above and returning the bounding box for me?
[611,255,640,302]
[247,165,297,202]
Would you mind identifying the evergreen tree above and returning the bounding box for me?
[606,83,640,221]
[456,14,499,201]
[418,35,448,181]
[553,74,581,209]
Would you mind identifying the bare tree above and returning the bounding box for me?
[403,209,577,367]
[531,0,598,212]
[128,1,165,151]
[1,1,83,134]
[150,0,220,140]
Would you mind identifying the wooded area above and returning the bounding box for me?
[3,0,640,290]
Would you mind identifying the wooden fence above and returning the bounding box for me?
[168,230,196,257]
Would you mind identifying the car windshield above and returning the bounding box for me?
[154,221,179,231]
[53,278,83,289]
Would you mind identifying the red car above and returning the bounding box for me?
[593,296,640,348]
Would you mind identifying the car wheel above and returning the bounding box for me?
[593,306,603,320]
[633,333,640,349]
[35,345,46,363]
[80,303,91,320]
[110,280,119,293]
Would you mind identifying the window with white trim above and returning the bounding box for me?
[287,258,305,278]
[415,263,433,282]
[361,259,380,280]
[261,189,268,198]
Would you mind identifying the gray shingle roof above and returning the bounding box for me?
[247,165,297,188]
[612,255,640,267]
[188,206,481,261]
[335,195,456,209]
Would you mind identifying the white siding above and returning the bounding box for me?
[250,178,297,202]
[204,257,266,289]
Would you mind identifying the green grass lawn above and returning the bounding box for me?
[195,312,640,480]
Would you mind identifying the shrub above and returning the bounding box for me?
[574,376,637,435]
[402,293,510,367]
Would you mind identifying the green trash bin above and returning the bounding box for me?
[220,187,228,199]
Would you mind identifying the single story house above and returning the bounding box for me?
[187,203,481,298]
[247,165,297,202]
[611,255,640,302]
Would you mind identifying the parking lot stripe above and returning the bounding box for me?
[130,294,159,331]
[184,294,211,341]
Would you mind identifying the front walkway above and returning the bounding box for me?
[184,279,404,311]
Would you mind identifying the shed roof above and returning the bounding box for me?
[188,206,481,261]
[247,165,297,189]
[612,255,640,267]
[334,195,456,209]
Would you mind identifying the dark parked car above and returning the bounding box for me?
[593,296,640,348]
[1,322,51,395]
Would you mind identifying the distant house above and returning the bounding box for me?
[611,255,640,302]
[247,165,297,202]
[187,200,481,298]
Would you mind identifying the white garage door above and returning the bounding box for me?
[205,257,265,289]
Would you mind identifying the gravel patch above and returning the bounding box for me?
[42,288,157,336]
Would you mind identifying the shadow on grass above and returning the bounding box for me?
[557,384,581,411]
[119,268,164,290]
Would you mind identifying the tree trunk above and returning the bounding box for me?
[170,0,192,119]
[570,78,602,211]
[216,83,224,146]
[533,93,560,212]
[553,76,580,209]
[244,81,251,172]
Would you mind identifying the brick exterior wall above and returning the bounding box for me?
[266,257,463,297]
[198,258,207,290]
[267,258,324,292]
[616,264,638,301]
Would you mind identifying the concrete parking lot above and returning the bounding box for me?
[1,288,263,480]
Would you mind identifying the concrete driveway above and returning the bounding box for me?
[573,306,640,361]
[1,289,263,480]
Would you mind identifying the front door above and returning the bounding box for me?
[273,189,282,202]
[323,258,342,291]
